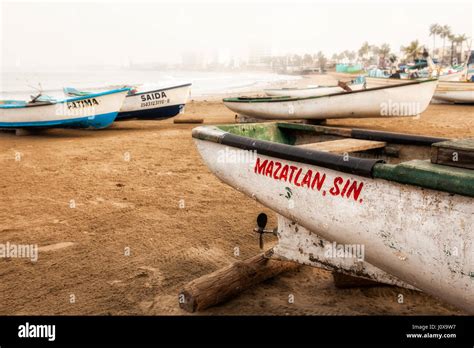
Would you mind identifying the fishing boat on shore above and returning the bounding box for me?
[192,122,474,312]
[0,88,129,129]
[366,77,474,103]
[264,76,366,98]
[433,80,474,103]
[224,79,437,120]
[64,83,192,120]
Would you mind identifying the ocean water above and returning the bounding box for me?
[0,69,300,100]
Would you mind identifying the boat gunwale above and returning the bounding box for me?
[126,83,192,97]
[0,88,130,109]
[263,81,363,93]
[224,78,438,103]
[192,124,383,178]
[193,123,474,197]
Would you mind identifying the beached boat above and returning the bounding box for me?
[264,77,366,98]
[433,80,474,103]
[366,77,474,104]
[224,79,437,120]
[193,122,474,312]
[0,88,129,129]
[64,83,192,120]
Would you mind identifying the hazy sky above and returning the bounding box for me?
[1,0,472,70]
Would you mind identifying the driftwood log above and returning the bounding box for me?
[173,118,204,124]
[179,250,299,312]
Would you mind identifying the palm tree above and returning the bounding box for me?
[302,54,313,67]
[401,40,423,62]
[358,41,370,63]
[440,25,451,64]
[316,51,327,69]
[448,33,457,65]
[348,51,356,63]
[379,43,391,68]
[429,24,441,56]
[292,54,302,67]
[455,34,469,63]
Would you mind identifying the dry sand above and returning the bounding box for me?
[0,73,472,315]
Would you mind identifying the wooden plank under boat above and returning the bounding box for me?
[64,83,192,120]
[0,88,129,129]
[192,122,474,313]
[223,79,438,120]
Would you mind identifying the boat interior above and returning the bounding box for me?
[217,122,442,164]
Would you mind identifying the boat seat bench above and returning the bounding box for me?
[373,160,474,197]
[431,138,474,170]
[297,138,386,154]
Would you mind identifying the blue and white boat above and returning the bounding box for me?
[0,88,129,129]
[64,83,192,121]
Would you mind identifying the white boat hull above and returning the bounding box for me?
[366,77,474,104]
[274,214,417,289]
[193,136,474,312]
[224,80,437,120]
[433,81,474,103]
[0,89,128,128]
[118,84,192,120]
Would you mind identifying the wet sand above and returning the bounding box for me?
[0,73,472,315]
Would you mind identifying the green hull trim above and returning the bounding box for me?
[217,123,294,144]
[373,160,474,197]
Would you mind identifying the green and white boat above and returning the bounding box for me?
[224,79,438,120]
[193,122,474,313]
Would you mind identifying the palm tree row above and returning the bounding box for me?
[429,24,469,64]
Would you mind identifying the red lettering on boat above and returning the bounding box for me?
[254,158,268,174]
[301,170,313,188]
[346,181,364,201]
[340,180,351,197]
[273,162,282,179]
[265,161,274,177]
[330,177,343,196]
[311,172,326,191]
[294,168,303,186]
[279,165,289,181]
[288,166,298,182]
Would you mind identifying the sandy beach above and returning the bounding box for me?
[0,73,472,316]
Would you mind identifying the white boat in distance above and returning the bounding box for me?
[433,81,474,103]
[65,83,192,120]
[0,88,129,129]
[224,79,438,120]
